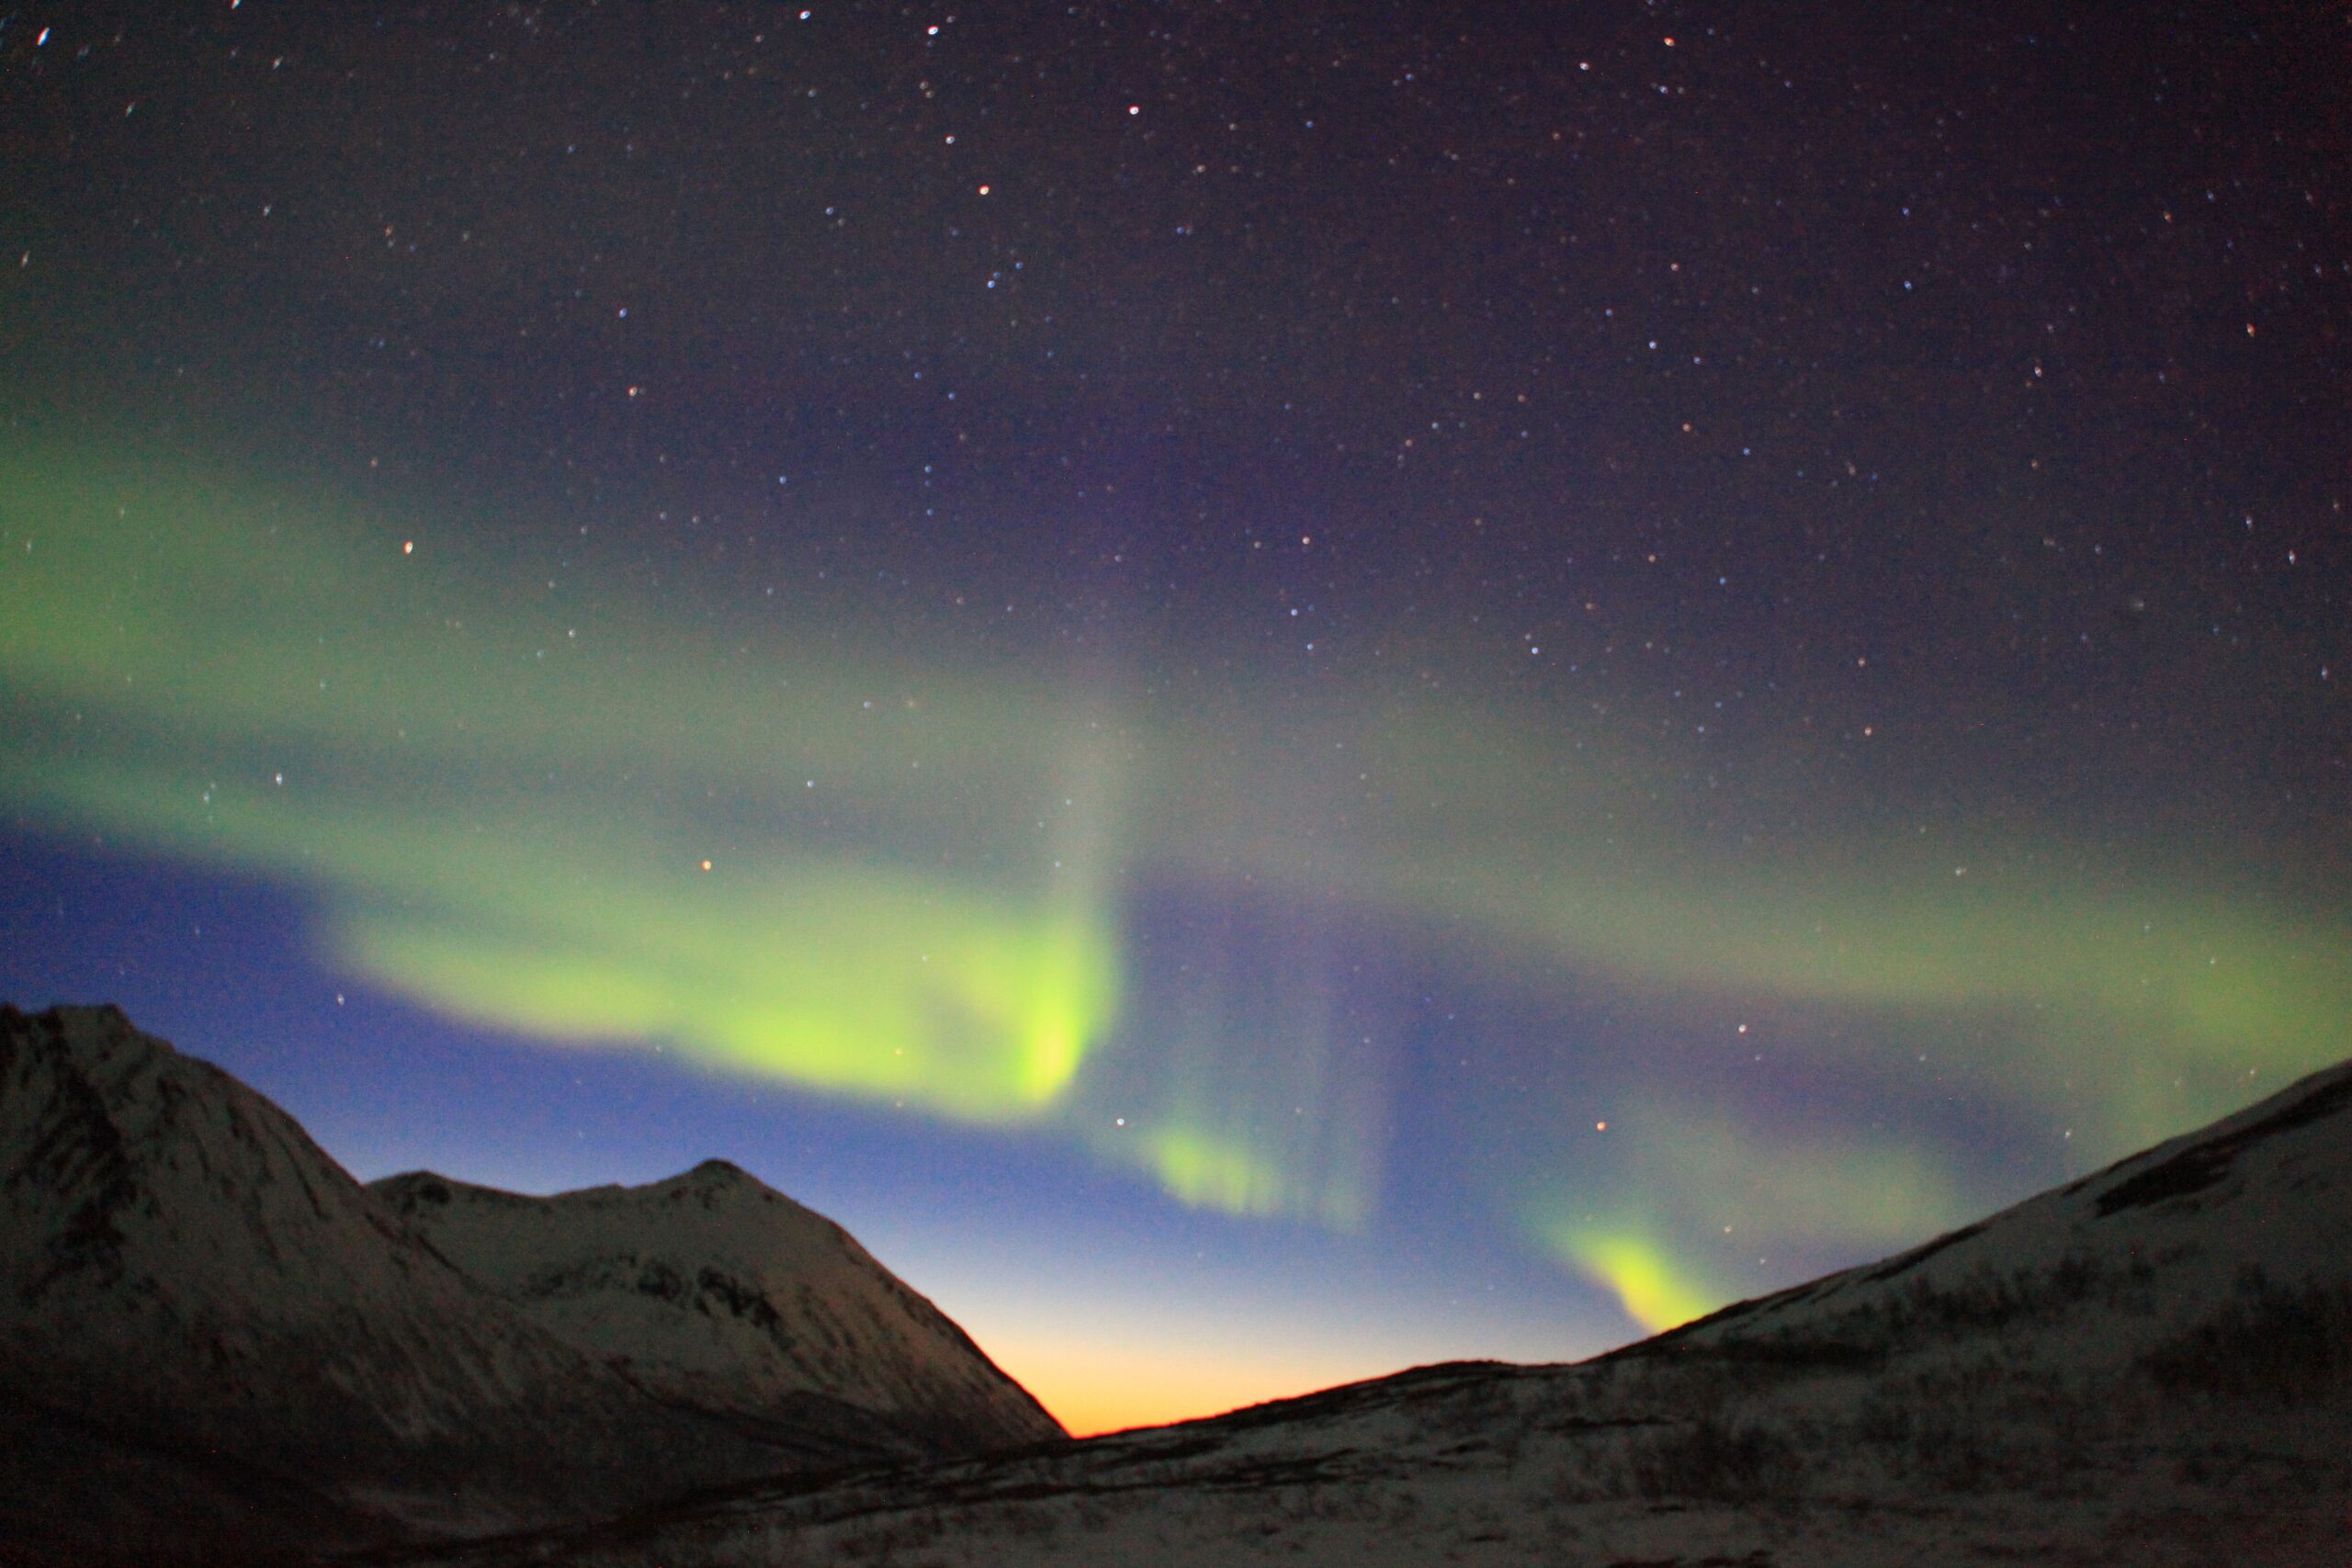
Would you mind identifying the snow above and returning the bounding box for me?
[380,1057,2352,1567]
[6,999,2343,1565]
[0,1003,1057,1561]
[370,1160,1062,1455]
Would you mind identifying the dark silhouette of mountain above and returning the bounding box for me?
[385,1055,2352,1567]
[0,1003,1062,1566]
[368,1165,1059,1461]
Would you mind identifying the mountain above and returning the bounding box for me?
[0,1003,1060,1566]
[368,1164,1061,1461]
[386,1057,2352,1567]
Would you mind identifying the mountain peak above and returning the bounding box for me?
[372,1151,1064,1460]
[0,1001,1063,1562]
[369,1053,2352,1567]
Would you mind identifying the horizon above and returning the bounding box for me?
[2,984,2334,1438]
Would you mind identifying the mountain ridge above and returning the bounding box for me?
[10,999,2344,1565]
[368,1158,1059,1461]
[379,1053,2352,1567]
[1624,1054,2352,1365]
[0,1002,1061,1565]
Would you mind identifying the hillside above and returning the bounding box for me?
[383,1057,2352,1567]
[371,1163,1060,1461]
[0,1003,1058,1565]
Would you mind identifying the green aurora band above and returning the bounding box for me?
[4,435,2346,1331]
[1524,1101,1976,1331]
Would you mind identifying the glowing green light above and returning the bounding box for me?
[4,430,2348,1250]
[1540,1223,1716,1334]
[1135,1129,1295,1219]
[2,748,1120,1123]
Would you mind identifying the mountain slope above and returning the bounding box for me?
[370,1163,1062,1460]
[390,1056,2352,1568]
[0,1003,1056,1565]
[0,1003,781,1558]
[1645,1055,2351,1367]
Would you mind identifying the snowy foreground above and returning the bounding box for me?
[383,1062,2352,1568]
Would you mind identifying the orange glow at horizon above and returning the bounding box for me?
[981,1329,1396,1438]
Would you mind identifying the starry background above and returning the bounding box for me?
[1,0,2346,1435]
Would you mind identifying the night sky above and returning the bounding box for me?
[2,1,2346,1435]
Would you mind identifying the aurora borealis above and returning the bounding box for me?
[2,2,2345,1434]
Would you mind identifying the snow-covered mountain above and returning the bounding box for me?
[389,1056,2352,1568]
[0,1003,1060,1565]
[369,1163,1060,1461]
